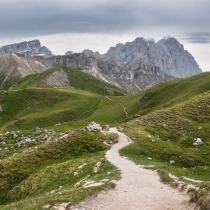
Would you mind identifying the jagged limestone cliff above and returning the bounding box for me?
[80,37,202,78]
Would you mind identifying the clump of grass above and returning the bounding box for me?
[188,182,210,210]
[157,170,174,184]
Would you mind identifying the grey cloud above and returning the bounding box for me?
[0,0,210,39]
[182,33,210,44]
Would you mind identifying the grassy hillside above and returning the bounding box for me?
[1,71,210,132]
[113,72,210,116]
[0,65,130,131]
[0,88,104,130]
[0,128,120,210]
[15,65,127,96]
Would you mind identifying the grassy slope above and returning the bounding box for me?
[0,65,129,131]
[114,72,210,115]
[120,90,210,182]
[0,129,120,209]
[0,88,104,130]
[120,90,210,208]
[14,65,127,96]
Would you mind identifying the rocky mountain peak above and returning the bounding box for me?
[0,40,53,58]
[65,51,73,56]
[82,49,101,59]
[102,37,202,78]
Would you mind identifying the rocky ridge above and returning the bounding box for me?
[0,51,173,93]
[41,53,173,93]
[79,37,202,78]
[0,40,52,58]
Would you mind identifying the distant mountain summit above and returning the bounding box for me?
[0,40,52,58]
[80,37,202,78]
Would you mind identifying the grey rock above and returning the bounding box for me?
[45,69,70,87]
[0,105,3,113]
[117,126,124,132]
[16,137,37,147]
[54,123,61,127]
[193,138,203,146]
[96,37,201,78]
[13,133,18,139]
[87,121,102,132]
[35,127,41,135]
[65,51,73,56]
[43,135,48,141]
[82,49,101,59]
[170,160,175,164]
[4,132,10,137]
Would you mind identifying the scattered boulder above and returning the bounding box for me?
[87,121,102,132]
[4,132,10,137]
[35,127,41,135]
[54,123,61,127]
[170,160,175,164]
[93,161,101,173]
[13,133,18,139]
[16,138,37,147]
[193,138,203,146]
[117,126,124,132]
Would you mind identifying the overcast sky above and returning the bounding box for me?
[0,0,209,71]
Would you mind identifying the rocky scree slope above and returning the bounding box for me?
[0,53,47,90]
[80,37,202,78]
[0,40,52,58]
[38,53,173,93]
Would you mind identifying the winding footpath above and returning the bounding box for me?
[71,128,196,210]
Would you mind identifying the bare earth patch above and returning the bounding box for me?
[69,128,196,210]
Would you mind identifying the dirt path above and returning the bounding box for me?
[105,96,131,118]
[70,128,196,210]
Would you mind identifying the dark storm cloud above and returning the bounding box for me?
[0,0,209,42]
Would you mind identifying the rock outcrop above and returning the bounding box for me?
[82,37,202,78]
[45,69,70,87]
[87,121,102,132]
[82,49,101,59]
[193,138,203,146]
[65,51,74,56]
[41,53,173,93]
[0,40,52,58]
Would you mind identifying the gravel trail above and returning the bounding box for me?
[70,128,196,210]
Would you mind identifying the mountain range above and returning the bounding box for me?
[0,37,202,92]
[80,37,202,78]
